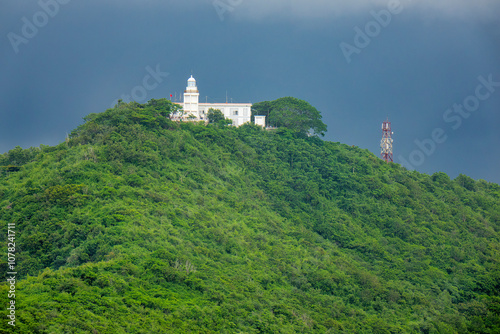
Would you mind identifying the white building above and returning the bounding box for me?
[172,76,262,127]
[254,115,266,127]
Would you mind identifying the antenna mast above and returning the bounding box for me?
[380,118,393,163]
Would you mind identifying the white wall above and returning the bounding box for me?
[199,103,252,126]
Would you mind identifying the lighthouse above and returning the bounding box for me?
[183,75,200,119]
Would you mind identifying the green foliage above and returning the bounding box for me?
[44,184,89,205]
[252,97,327,136]
[146,98,179,117]
[207,108,232,127]
[207,108,224,123]
[0,102,498,333]
[0,146,40,166]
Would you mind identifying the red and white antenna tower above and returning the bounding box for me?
[380,118,393,163]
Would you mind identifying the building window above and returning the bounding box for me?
[233,110,239,116]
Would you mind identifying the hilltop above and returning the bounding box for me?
[0,100,499,333]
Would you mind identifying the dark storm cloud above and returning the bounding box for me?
[1,0,499,183]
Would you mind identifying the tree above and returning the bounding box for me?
[0,146,40,166]
[455,174,477,191]
[252,97,327,136]
[207,108,225,123]
[146,98,180,117]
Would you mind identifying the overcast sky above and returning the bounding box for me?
[1,0,499,184]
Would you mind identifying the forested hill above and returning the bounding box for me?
[1,100,499,333]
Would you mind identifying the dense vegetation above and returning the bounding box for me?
[0,100,499,333]
[207,108,225,124]
[252,97,327,136]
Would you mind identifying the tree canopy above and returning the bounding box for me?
[207,108,225,123]
[207,108,232,126]
[145,98,179,117]
[252,97,327,136]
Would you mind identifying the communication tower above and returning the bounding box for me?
[380,118,393,163]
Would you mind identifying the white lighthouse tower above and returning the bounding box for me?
[183,75,200,119]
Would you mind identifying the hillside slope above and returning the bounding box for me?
[1,101,499,333]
